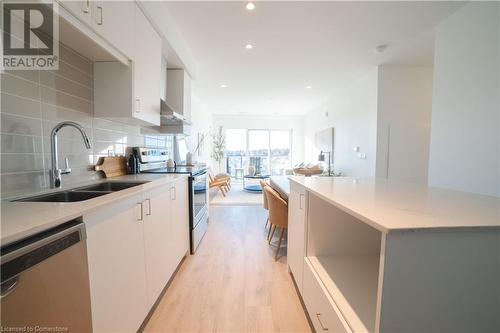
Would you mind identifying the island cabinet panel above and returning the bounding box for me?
[287,181,308,292]
[305,193,382,333]
[378,229,500,333]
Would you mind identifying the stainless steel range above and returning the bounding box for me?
[133,147,208,253]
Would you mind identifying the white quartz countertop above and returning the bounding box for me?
[289,176,500,233]
[0,173,188,245]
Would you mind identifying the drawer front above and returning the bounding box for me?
[303,259,351,333]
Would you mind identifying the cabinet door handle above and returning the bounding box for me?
[137,202,143,221]
[135,98,141,113]
[97,6,103,25]
[316,313,328,331]
[83,0,90,13]
[170,186,176,200]
[299,193,305,210]
[145,198,152,216]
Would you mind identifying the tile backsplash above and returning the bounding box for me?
[1,43,171,198]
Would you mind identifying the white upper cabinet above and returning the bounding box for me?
[58,0,134,60]
[93,4,161,126]
[133,4,162,125]
[90,1,135,60]
[167,69,192,121]
[58,0,92,26]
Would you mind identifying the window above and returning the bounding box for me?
[270,130,291,175]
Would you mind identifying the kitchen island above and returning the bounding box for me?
[287,176,500,333]
[270,175,290,200]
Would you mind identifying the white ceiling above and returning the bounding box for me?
[164,1,464,115]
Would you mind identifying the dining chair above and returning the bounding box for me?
[264,186,288,260]
[259,180,270,230]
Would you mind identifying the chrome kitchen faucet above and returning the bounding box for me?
[50,121,92,188]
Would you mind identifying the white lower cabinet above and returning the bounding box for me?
[143,185,174,308]
[85,178,189,332]
[85,193,148,333]
[170,179,190,265]
[142,180,189,308]
[303,259,351,333]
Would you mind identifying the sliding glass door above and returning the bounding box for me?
[248,130,270,175]
[226,129,247,178]
[225,129,292,176]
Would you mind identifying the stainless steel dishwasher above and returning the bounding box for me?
[1,219,93,332]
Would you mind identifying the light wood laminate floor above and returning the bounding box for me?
[144,206,312,333]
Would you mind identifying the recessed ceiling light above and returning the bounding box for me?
[246,2,255,10]
[245,44,253,49]
[220,84,227,88]
[374,44,388,53]
[306,85,313,89]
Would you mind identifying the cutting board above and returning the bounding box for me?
[94,156,128,178]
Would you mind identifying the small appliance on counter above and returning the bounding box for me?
[133,147,209,254]
[128,153,140,174]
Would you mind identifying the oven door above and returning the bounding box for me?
[192,172,208,226]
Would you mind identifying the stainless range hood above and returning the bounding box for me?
[144,65,192,135]
[157,99,192,135]
[160,99,191,124]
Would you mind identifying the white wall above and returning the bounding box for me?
[376,66,434,184]
[212,114,304,166]
[428,2,500,197]
[303,68,379,177]
[188,94,213,164]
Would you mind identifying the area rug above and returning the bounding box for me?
[210,183,263,206]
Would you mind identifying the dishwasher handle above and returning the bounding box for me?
[1,219,85,284]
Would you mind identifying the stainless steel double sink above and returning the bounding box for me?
[15,181,150,202]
